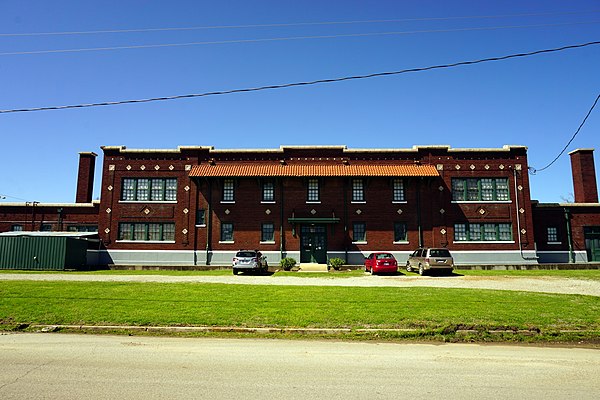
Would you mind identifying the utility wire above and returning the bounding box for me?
[1,40,598,114]
[1,21,598,57]
[1,10,598,37]
[530,92,600,174]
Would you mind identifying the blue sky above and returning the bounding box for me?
[0,0,599,203]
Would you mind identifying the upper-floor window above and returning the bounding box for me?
[392,179,405,202]
[353,222,366,242]
[454,223,512,242]
[121,178,177,202]
[118,222,175,242]
[307,179,320,202]
[352,179,365,202]
[262,181,275,202]
[547,227,559,243]
[222,179,235,202]
[452,178,509,202]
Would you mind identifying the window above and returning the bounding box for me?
[352,179,364,202]
[393,179,405,202]
[40,224,52,232]
[67,225,98,232]
[454,223,513,241]
[353,222,366,242]
[196,209,206,226]
[222,179,234,202]
[261,223,275,242]
[117,222,175,241]
[452,178,510,202]
[307,179,320,202]
[394,222,407,242]
[10,225,23,231]
[220,222,234,242]
[262,181,275,202]
[547,227,559,242]
[120,178,177,202]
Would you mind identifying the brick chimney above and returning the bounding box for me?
[75,152,97,203]
[569,148,598,203]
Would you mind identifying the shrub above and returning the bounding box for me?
[328,257,345,271]
[279,257,297,271]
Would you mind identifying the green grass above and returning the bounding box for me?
[1,280,598,343]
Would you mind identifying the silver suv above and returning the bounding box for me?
[232,250,268,275]
[406,247,454,276]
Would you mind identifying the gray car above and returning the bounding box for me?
[406,247,454,276]
[232,250,268,275]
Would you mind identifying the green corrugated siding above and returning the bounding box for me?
[0,236,70,270]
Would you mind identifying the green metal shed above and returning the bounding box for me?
[0,232,98,270]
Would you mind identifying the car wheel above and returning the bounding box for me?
[233,269,238,275]
[418,264,425,276]
[406,262,413,273]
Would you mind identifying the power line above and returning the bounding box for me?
[1,10,598,37]
[1,40,598,114]
[530,92,600,174]
[1,21,598,57]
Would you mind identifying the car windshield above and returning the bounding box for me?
[429,249,451,257]
[376,253,394,260]
[236,251,256,258]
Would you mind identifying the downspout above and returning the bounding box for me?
[416,178,423,247]
[564,207,574,263]
[343,178,348,263]
[206,178,212,265]
[513,169,537,260]
[193,179,199,265]
[280,178,285,260]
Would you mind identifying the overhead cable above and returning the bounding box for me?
[1,40,598,114]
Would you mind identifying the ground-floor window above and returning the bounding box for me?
[547,226,559,243]
[261,223,274,242]
[394,222,407,242]
[352,222,366,242]
[220,222,234,242]
[118,222,175,241]
[67,225,98,232]
[454,223,512,241]
[10,224,23,231]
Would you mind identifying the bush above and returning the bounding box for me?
[279,257,297,271]
[328,257,345,271]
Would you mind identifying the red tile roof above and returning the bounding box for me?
[189,162,439,177]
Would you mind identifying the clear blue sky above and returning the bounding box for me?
[1,0,599,203]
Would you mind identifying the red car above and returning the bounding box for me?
[364,252,398,275]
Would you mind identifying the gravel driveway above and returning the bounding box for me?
[1,273,599,296]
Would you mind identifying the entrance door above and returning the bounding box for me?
[584,227,600,262]
[300,225,327,263]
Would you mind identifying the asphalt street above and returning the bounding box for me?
[0,333,598,399]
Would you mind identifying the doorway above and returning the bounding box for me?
[584,226,600,262]
[300,225,327,263]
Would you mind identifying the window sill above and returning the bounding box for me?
[118,200,177,204]
[220,201,235,204]
[547,242,562,245]
[352,241,368,245]
[351,201,366,204]
[116,240,176,244]
[261,201,276,204]
[195,224,206,228]
[306,201,321,204]
[219,240,235,244]
[452,240,515,244]
[392,201,407,204]
[260,241,276,245]
[393,241,409,245]
[451,201,512,204]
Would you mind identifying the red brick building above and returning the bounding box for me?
[1,145,599,266]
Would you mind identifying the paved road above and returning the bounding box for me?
[1,272,599,296]
[0,333,598,399]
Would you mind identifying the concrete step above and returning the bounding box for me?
[298,263,328,272]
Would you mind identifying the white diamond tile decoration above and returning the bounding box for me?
[182,229,188,235]
[356,209,362,215]
[265,209,271,215]
[438,186,444,192]
[455,164,461,170]
[107,185,113,191]
[310,209,317,215]
[183,208,189,214]
[104,228,110,234]
[140,165,146,171]
[521,229,527,235]
[397,209,403,215]
[515,164,522,171]
[126,165,131,170]
[440,229,447,235]
[184,186,190,192]
[109,165,115,171]
[154,165,160,170]
[439,208,445,214]
[436,164,444,171]
[106,208,111,214]
[185,165,192,171]
[225,209,230,215]
[519,208,525,214]
[479,208,486,215]
[499,164,505,170]
[144,208,150,215]
[518,185,523,191]
[470,164,475,170]
[169,165,175,171]
[484,165,490,170]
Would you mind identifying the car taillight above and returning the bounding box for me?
[425,258,430,264]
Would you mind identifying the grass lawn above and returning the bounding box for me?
[1,280,598,343]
